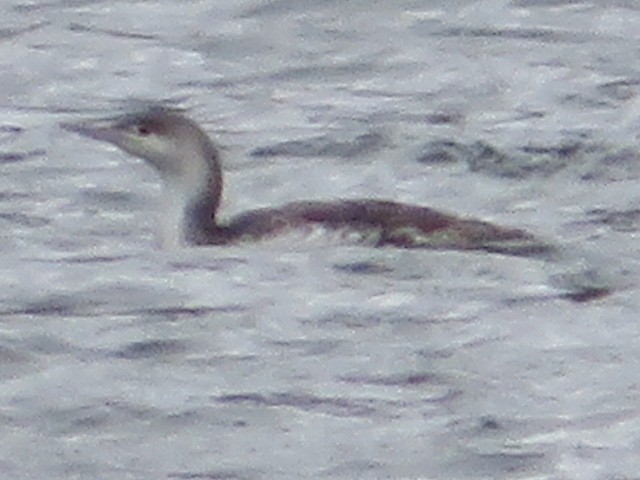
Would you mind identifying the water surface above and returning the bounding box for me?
[2,1,640,478]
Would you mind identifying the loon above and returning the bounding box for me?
[62,107,551,256]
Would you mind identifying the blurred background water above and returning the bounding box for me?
[2,0,640,478]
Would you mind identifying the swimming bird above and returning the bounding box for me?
[62,107,552,256]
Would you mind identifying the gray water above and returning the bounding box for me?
[2,0,640,478]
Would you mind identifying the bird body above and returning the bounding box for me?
[63,107,551,257]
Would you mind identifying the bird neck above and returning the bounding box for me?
[162,142,223,247]
[183,173,222,244]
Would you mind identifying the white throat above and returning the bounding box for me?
[157,181,192,249]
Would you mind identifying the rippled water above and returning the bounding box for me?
[3,0,640,478]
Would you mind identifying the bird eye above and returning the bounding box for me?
[137,125,151,136]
